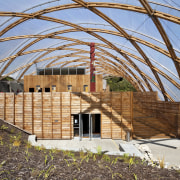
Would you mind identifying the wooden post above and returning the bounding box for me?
[51,92,53,139]
[178,104,180,138]
[110,92,112,139]
[60,92,62,139]
[120,92,122,139]
[100,92,102,139]
[32,93,34,134]
[131,91,133,140]
[23,92,24,129]
[70,92,72,139]
[42,92,43,138]
[13,93,15,125]
[4,93,6,120]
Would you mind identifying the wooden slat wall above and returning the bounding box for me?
[133,92,180,138]
[178,104,180,138]
[5,93,14,124]
[43,93,52,138]
[121,92,133,140]
[24,93,32,133]
[24,75,103,92]
[15,93,23,128]
[112,92,122,139]
[61,92,71,139]
[0,92,134,140]
[52,92,61,139]
[33,93,42,138]
[81,92,91,114]
[101,93,112,138]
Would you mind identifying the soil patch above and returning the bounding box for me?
[0,119,180,179]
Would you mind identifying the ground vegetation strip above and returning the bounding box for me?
[0,120,180,180]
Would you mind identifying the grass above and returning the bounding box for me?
[158,156,165,169]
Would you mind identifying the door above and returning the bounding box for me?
[79,114,92,140]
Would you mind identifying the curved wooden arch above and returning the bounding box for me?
[0,18,153,93]
[1,33,177,92]
[54,56,173,99]
[48,53,146,92]
[73,0,174,101]
[11,40,179,93]
[51,57,144,92]
[139,0,180,78]
[13,50,170,99]
[1,28,179,63]
[0,2,179,101]
[9,38,180,95]
[15,43,149,92]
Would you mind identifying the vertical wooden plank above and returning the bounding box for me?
[101,92,111,138]
[178,103,180,138]
[4,93,6,120]
[13,93,15,125]
[5,93,14,124]
[70,92,72,139]
[60,92,62,139]
[111,92,122,139]
[24,93,32,133]
[15,93,23,128]
[0,93,5,120]
[32,93,34,134]
[130,91,133,139]
[110,92,112,139]
[61,92,71,139]
[33,93,42,138]
[42,92,52,138]
[51,92,53,138]
[121,92,132,140]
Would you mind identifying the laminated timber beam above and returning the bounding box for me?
[2,35,179,94]
[139,0,180,78]
[13,49,165,97]
[17,44,147,92]
[48,54,146,92]
[58,58,143,92]
[0,7,177,101]
[0,18,153,93]
[1,28,179,63]
[0,11,177,99]
[73,0,169,101]
[1,2,179,27]
[2,34,177,91]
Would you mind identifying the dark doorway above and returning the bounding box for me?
[82,114,89,137]
[92,114,101,137]
[72,114,101,139]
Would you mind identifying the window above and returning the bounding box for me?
[36,85,41,92]
[67,85,72,92]
[45,88,50,92]
[29,88,34,92]
[83,85,88,92]
[52,85,56,92]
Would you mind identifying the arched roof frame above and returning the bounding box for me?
[0,1,179,101]
[1,36,179,97]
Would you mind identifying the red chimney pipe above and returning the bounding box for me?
[90,42,96,92]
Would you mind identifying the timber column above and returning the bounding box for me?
[90,42,96,92]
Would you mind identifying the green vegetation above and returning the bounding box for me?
[1,76,14,81]
[106,77,136,92]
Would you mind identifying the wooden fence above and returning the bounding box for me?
[0,92,133,140]
[133,92,180,138]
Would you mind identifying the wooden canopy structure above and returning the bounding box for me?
[0,0,180,101]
